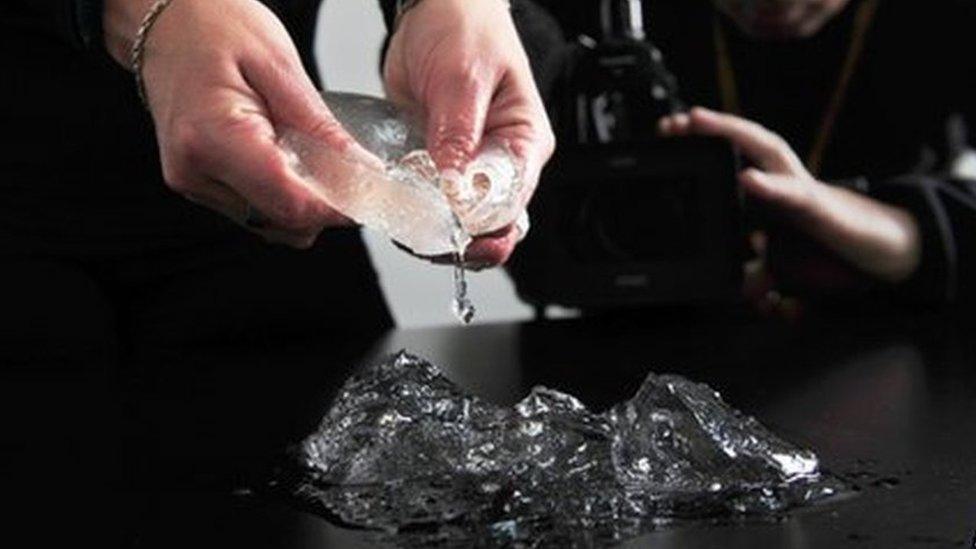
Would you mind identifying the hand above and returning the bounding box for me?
[383,0,555,266]
[659,107,922,286]
[103,0,369,248]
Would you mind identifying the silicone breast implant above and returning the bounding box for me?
[278,91,527,324]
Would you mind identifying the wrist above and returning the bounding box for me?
[102,0,159,66]
[816,184,922,283]
[394,0,512,30]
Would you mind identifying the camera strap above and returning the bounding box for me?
[713,0,880,177]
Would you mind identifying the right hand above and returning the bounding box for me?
[383,0,555,267]
[659,108,922,286]
[104,0,367,248]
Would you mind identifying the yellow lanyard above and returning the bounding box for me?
[713,0,879,177]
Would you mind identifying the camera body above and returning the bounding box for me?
[510,139,742,309]
[509,0,743,310]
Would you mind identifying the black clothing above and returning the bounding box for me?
[1,228,393,360]
[529,0,976,305]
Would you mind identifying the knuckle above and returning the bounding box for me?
[247,49,300,83]
[160,158,193,194]
[171,119,207,161]
[437,132,478,156]
[450,64,483,91]
[253,157,320,230]
[217,108,266,139]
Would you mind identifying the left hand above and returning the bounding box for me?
[383,0,555,268]
[659,107,922,286]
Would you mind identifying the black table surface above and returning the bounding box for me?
[4,310,975,547]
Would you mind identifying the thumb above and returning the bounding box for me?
[424,73,495,173]
[241,55,380,168]
[240,55,387,225]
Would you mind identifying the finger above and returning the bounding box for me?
[463,224,520,267]
[419,224,519,269]
[482,72,555,211]
[245,57,385,170]
[424,66,496,173]
[238,51,384,210]
[657,112,691,137]
[241,52,352,152]
[508,124,556,212]
[684,107,805,174]
[187,110,350,234]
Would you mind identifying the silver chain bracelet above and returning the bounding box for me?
[131,0,175,109]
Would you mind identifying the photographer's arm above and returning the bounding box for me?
[867,174,973,305]
[866,51,976,306]
[660,108,922,286]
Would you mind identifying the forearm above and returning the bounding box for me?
[812,183,922,285]
[870,175,975,305]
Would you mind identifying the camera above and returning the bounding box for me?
[509,0,743,310]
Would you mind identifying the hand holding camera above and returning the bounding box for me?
[660,107,922,288]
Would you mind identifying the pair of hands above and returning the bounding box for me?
[103,0,552,266]
[102,0,916,290]
[659,108,922,299]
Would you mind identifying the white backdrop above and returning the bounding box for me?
[315,0,534,328]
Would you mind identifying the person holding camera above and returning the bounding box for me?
[534,0,976,311]
[656,0,975,311]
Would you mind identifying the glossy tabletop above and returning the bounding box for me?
[6,309,975,548]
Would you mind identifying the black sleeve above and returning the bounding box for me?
[9,0,87,49]
[378,0,397,29]
[9,0,320,57]
[868,1,976,307]
[869,176,975,306]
